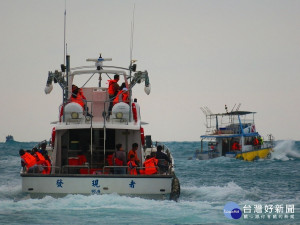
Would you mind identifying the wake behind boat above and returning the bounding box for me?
[20,53,180,200]
[195,105,274,161]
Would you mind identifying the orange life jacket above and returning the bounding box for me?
[113,90,129,105]
[143,157,158,175]
[78,89,86,100]
[127,160,138,175]
[108,79,119,95]
[127,150,140,164]
[21,152,37,169]
[253,138,259,146]
[35,152,46,162]
[41,159,51,174]
[70,96,85,108]
[45,159,51,174]
[232,142,237,150]
[113,153,124,166]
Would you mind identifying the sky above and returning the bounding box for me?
[0,0,300,142]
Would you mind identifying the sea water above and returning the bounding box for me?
[0,141,299,224]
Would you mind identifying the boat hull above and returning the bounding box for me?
[21,174,173,199]
[194,147,273,161]
[235,147,272,161]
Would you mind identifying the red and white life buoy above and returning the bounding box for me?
[132,103,138,122]
[51,127,56,147]
[140,127,145,146]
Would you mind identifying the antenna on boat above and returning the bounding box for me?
[205,107,213,115]
[63,0,67,65]
[200,107,208,116]
[200,107,213,116]
[231,104,236,112]
[129,3,135,67]
[236,103,241,111]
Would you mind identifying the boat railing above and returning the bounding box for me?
[240,142,273,152]
[62,165,90,174]
[21,166,61,174]
[103,166,165,175]
[50,166,61,174]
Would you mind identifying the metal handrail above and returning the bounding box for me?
[62,165,89,174]
[103,165,161,175]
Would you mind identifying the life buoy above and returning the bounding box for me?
[51,127,56,147]
[132,103,138,122]
[59,105,64,122]
[140,127,145,146]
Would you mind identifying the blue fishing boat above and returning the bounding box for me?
[196,105,274,161]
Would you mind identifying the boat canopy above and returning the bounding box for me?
[201,132,259,139]
[210,111,256,117]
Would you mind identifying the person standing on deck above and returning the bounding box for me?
[156,145,171,174]
[113,83,129,106]
[113,144,126,174]
[128,143,140,167]
[108,74,120,115]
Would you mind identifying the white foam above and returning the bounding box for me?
[271,140,300,161]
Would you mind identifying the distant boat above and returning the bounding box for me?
[196,105,275,161]
[6,135,15,143]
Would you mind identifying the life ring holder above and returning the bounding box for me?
[132,103,138,122]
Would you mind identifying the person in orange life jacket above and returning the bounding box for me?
[70,85,86,109]
[32,148,47,173]
[113,143,126,174]
[143,154,158,175]
[127,143,140,166]
[232,142,236,150]
[113,83,129,106]
[232,141,239,151]
[253,137,259,146]
[155,145,171,173]
[127,154,138,175]
[19,149,39,173]
[108,74,120,115]
[43,154,51,174]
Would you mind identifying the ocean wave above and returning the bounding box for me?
[0,193,231,225]
[272,140,300,161]
[180,182,262,202]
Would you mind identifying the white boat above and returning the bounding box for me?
[195,106,274,161]
[20,54,180,200]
